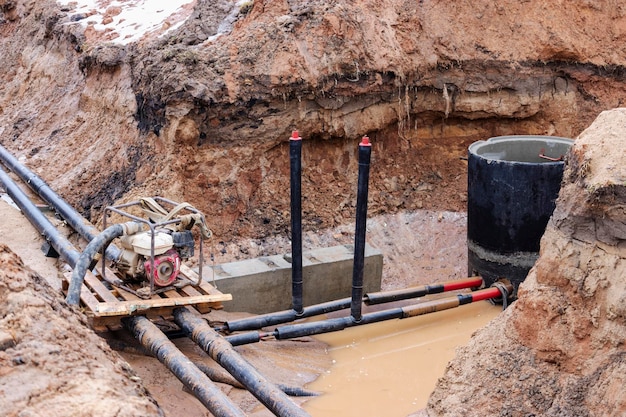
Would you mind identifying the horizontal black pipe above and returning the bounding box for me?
[364,276,484,305]
[0,144,121,261]
[228,284,512,346]
[223,277,483,333]
[124,315,246,417]
[0,166,81,267]
[173,308,311,417]
[223,298,352,333]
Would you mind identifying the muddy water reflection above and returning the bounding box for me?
[304,301,501,417]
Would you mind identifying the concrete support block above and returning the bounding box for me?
[202,244,383,314]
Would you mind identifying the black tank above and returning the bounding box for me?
[467,135,573,297]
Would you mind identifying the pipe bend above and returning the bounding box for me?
[66,221,144,305]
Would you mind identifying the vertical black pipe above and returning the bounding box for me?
[351,136,372,322]
[289,130,304,315]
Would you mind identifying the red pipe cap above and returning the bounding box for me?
[360,136,371,146]
[290,130,302,141]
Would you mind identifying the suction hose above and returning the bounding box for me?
[66,222,144,305]
[123,315,246,417]
[173,308,312,417]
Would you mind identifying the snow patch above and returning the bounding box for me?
[59,0,196,45]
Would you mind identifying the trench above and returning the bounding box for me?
[0,121,563,416]
[305,301,501,416]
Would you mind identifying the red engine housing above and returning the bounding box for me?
[144,249,181,287]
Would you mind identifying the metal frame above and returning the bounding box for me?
[102,196,205,295]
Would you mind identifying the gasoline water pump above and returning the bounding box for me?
[103,197,212,296]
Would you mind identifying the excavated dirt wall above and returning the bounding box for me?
[2,0,626,243]
[427,108,626,417]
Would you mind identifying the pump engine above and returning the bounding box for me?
[108,197,211,290]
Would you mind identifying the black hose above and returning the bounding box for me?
[173,307,312,417]
[0,166,81,267]
[227,286,513,346]
[351,136,372,321]
[290,131,304,315]
[66,222,141,305]
[123,315,246,417]
[0,143,122,261]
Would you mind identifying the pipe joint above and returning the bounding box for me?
[120,221,147,236]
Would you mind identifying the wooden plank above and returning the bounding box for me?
[179,264,228,311]
[175,282,212,313]
[94,293,232,316]
[179,264,222,293]
[83,270,119,303]
[62,272,100,313]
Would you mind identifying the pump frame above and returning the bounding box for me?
[102,196,205,295]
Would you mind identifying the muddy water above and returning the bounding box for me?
[304,301,502,417]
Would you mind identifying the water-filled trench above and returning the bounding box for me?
[303,301,501,416]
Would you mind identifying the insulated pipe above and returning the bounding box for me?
[364,276,484,305]
[289,130,304,315]
[173,308,312,417]
[351,136,372,322]
[0,143,121,261]
[223,297,352,333]
[0,166,81,266]
[225,283,512,346]
[222,276,483,333]
[123,315,246,417]
[276,284,511,340]
[66,222,144,305]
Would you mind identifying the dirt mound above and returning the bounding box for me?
[0,244,162,417]
[427,108,626,417]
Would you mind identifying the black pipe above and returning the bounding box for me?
[351,136,372,322]
[193,361,319,397]
[289,130,304,315]
[363,276,484,305]
[0,143,121,261]
[223,298,352,333]
[226,284,512,346]
[173,308,312,417]
[123,315,246,417]
[222,277,484,333]
[0,166,81,267]
[276,285,511,341]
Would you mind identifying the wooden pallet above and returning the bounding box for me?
[62,264,232,331]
